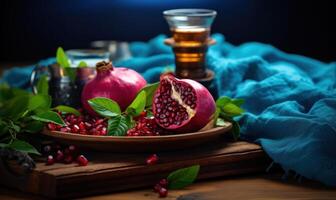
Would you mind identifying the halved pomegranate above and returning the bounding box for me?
[152,74,216,133]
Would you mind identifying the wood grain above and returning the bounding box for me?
[0,140,270,199]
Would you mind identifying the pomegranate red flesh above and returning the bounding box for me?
[152,74,216,133]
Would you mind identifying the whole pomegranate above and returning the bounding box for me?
[82,61,147,115]
[152,74,216,133]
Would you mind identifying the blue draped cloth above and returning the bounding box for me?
[2,34,336,186]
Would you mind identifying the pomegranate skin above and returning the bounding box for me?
[152,74,216,133]
[82,62,147,115]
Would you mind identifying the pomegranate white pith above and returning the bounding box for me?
[152,74,216,133]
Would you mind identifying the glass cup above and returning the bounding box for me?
[163,9,217,79]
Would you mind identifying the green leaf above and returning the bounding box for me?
[222,103,245,117]
[167,165,200,189]
[36,75,49,95]
[31,111,65,126]
[53,105,80,116]
[216,118,226,127]
[88,97,121,117]
[0,95,30,119]
[77,61,88,68]
[7,139,40,155]
[28,94,51,111]
[216,96,231,108]
[56,47,70,68]
[24,121,44,133]
[107,115,129,136]
[139,82,159,107]
[231,98,245,106]
[126,90,146,116]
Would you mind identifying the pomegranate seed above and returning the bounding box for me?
[95,119,104,125]
[79,122,86,131]
[72,124,80,133]
[158,187,168,198]
[47,123,57,131]
[146,154,158,165]
[159,179,168,188]
[64,155,73,164]
[153,183,162,192]
[60,127,69,132]
[46,155,55,165]
[77,155,88,166]
[55,150,64,162]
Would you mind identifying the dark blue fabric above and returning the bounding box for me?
[1,34,335,186]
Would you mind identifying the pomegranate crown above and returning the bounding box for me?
[96,61,113,72]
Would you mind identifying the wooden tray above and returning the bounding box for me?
[0,139,270,199]
[41,123,232,152]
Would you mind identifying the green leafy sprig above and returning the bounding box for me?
[56,47,88,81]
[215,96,245,140]
[0,77,77,155]
[88,83,159,136]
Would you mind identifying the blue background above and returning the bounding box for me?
[0,0,334,62]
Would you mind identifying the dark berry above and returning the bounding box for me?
[46,155,55,165]
[159,179,168,188]
[55,150,64,162]
[77,155,88,166]
[146,154,158,165]
[153,183,162,192]
[158,187,168,198]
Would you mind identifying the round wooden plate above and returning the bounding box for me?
[41,122,232,152]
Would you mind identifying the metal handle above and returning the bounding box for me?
[30,65,48,94]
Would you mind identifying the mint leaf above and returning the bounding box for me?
[56,47,70,68]
[167,165,200,189]
[0,95,30,119]
[139,82,159,107]
[54,105,80,116]
[36,75,49,95]
[88,97,121,117]
[126,90,146,116]
[222,103,244,117]
[216,96,231,108]
[232,98,245,106]
[77,61,88,68]
[216,118,226,127]
[28,94,51,111]
[107,115,129,136]
[8,139,40,155]
[31,111,65,126]
[24,121,44,133]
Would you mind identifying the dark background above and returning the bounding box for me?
[0,0,334,63]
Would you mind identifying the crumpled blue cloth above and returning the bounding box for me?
[1,34,335,186]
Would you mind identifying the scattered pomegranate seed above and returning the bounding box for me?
[146,154,159,165]
[153,183,162,192]
[47,123,57,131]
[159,179,168,188]
[55,150,64,162]
[77,155,89,166]
[158,187,168,198]
[46,155,55,165]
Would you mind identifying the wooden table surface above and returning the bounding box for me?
[0,173,335,200]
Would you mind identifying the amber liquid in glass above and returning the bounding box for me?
[171,28,210,79]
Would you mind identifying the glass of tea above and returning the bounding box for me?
[163,9,217,79]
